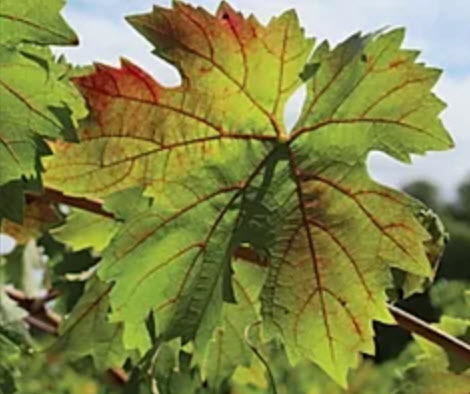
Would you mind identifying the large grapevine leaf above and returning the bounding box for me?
[42,2,452,384]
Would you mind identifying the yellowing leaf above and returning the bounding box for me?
[44,2,313,196]
[43,2,452,385]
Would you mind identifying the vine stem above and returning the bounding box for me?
[4,287,128,385]
[22,188,470,364]
[388,304,470,363]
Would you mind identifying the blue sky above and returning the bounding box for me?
[56,0,470,200]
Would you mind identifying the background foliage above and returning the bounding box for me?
[0,1,468,393]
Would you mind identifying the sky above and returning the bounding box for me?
[52,0,468,201]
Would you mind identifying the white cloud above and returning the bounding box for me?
[56,5,181,86]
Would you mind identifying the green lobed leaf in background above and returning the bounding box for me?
[0,0,88,224]
[0,0,77,46]
[51,276,130,371]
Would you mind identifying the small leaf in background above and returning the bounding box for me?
[196,261,265,389]
[414,281,470,373]
[0,0,88,245]
[0,46,88,186]
[397,358,470,394]
[52,276,129,371]
[51,209,118,253]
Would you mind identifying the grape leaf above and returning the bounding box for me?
[51,209,119,253]
[0,0,87,217]
[0,0,77,46]
[52,276,129,371]
[0,177,43,224]
[196,260,265,388]
[43,2,313,196]
[397,358,470,394]
[396,283,470,392]
[42,2,452,384]
[148,345,204,394]
[431,280,470,320]
[0,45,87,187]
[415,315,470,372]
[0,266,30,394]
[0,182,24,224]
[420,281,470,373]
[49,187,149,253]
[389,207,448,298]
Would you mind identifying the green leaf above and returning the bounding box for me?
[52,276,129,370]
[15,354,106,394]
[0,181,24,224]
[294,29,453,162]
[0,365,16,394]
[416,282,470,373]
[195,260,265,388]
[415,315,470,373]
[397,358,470,394]
[0,45,87,186]
[0,271,30,394]
[148,344,204,394]
[430,280,470,320]
[0,0,87,229]
[43,3,314,196]
[0,177,43,225]
[51,187,149,253]
[0,0,77,46]
[51,209,119,253]
[42,2,452,385]
[49,247,98,314]
[389,207,449,298]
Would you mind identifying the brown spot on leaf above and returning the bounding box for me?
[388,58,407,70]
